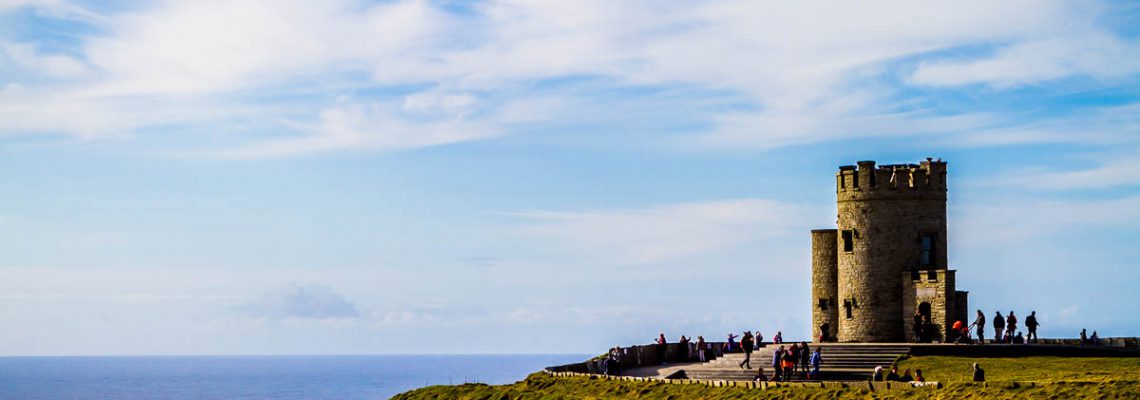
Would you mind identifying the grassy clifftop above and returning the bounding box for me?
[393,356,1140,399]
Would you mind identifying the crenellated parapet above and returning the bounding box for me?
[836,158,947,202]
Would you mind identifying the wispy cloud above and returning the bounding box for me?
[511,199,820,265]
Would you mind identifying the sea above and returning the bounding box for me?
[0,354,590,400]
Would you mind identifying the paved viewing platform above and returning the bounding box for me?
[547,339,1140,384]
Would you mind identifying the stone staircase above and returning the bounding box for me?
[670,343,909,382]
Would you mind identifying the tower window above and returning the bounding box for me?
[843,300,853,319]
[818,298,829,310]
[842,230,854,252]
[921,234,935,266]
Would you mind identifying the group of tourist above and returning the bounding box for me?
[765,342,819,381]
[980,310,1041,344]
[1079,328,1102,345]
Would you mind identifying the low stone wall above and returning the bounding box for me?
[542,370,944,391]
[549,342,732,374]
[910,339,1140,358]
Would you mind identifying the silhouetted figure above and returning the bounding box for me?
[679,335,690,361]
[972,363,985,382]
[873,366,884,381]
[1025,311,1040,343]
[969,310,985,344]
[819,322,831,342]
[656,333,667,365]
[993,311,1006,343]
[755,367,768,382]
[1080,328,1088,345]
[913,312,923,343]
[886,366,901,381]
[914,369,925,382]
[726,333,738,353]
[738,331,754,369]
[900,369,914,382]
[1091,331,1100,346]
[1005,311,1018,343]
[774,331,783,344]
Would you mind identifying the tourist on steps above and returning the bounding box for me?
[725,333,738,353]
[993,311,1006,343]
[773,331,783,344]
[1025,311,1040,343]
[771,346,784,381]
[656,333,667,365]
[787,343,799,375]
[799,342,811,377]
[809,347,821,380]
[738,331,754,369]
[972,363,985,382]
[696,336,707,362]
[755,330,763,345]
[969,310,985,345]
[781,348,795,381]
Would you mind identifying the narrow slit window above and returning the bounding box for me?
[844,300,853,319]
[842,230,854,252]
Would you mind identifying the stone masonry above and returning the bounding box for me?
[811,158,968,343]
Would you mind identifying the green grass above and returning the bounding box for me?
[895,355,1140,384]
[393,356,1140,399]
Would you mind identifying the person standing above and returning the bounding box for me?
[696,336,708,362]
[738,331,754,369]
[656,333,668,365]
[1025,311,1040,343]
[972,363,985,382]
[913,312,923,343]
[819,322,831,342]
[679,335,690,361]
[771,345,784,382]
[1080,328,1088,345]
[969,310,986,344]
[774,331,783,344]
[993,311,1006,343]
[1005,311,1018,343]
[799,342,811,377]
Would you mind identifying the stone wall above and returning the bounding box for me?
[811,229,839,341]
[833,159,950,342]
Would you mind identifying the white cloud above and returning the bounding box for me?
[512,199,819,265]
[1,0,1137,155]
[910,35,1140,88]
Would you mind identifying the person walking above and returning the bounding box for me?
[969,310,986,344]
[972,363,985,382]
[993,311,1006,343]
[738,331,755,369]
[1025,311,1040,343]
[809,347,821,380]
[696,336,708,362]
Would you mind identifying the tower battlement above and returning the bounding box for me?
[812,157,966,343]
[836,158,947,202]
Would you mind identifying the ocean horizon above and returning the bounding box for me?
[0,354,591,400]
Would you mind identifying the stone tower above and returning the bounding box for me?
[811,158,968,343]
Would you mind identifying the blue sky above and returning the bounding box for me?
[2,0,1140,355]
